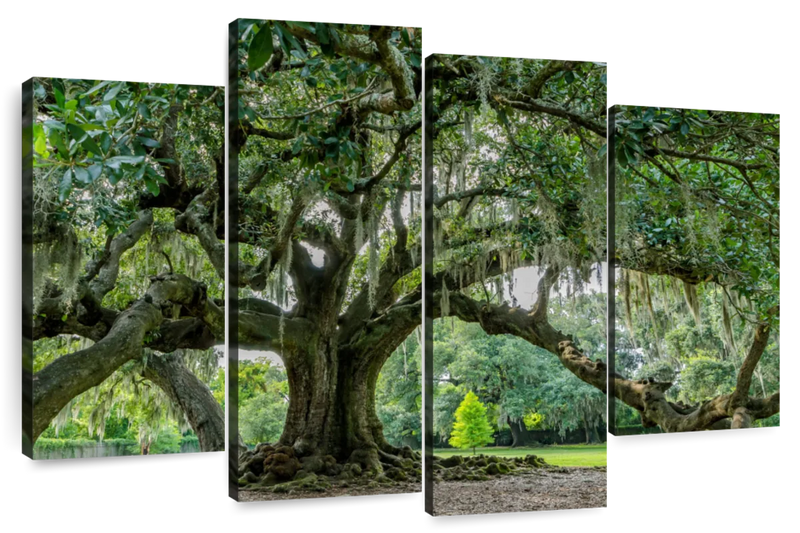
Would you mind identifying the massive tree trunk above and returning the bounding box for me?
[237,281,422,483]
[278,344,393,471]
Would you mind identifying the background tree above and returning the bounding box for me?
[376,329,422,449]
[237,357,289,446]
[449,391,494,454]
[28,77,225,452]
[232,20,422,480]
[432,290,606,447]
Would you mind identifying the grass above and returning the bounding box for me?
[434,444,607,467]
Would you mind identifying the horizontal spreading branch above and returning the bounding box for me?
[237,308,314,354]
[32,299,162,442]
[611,317,777,431]
[32,271,224,443]
[436,291,607,394]
[495,94,606,138]
[434,186,521,209]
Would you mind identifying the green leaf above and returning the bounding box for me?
[87,163,103,182]
[49,131,68,156]
[401,28,411,47]
[134,163,146,181]
[617,148,628,167]
[81,135,103,156]
[98,132,112,153]
[409,53,421,68]
[82,80,113,97]
[44,120,65,131]
[248,24,274,72]
[288,21,314,31]
[346,180,355,192]
[74,167,90,184]
[137,102,152,120]
[58,168,73,202]
[66,123,87,143]
[33,124,47,156]
[53,84,65,109]
[324,136,338,145]
[564,71,575,84]
[316,23,330,45]
[274,21,306,58]
[136,136,160,148]
[107,169,122,185]
[105,155,145,169]
[151,171,169,185]
[597,143,607,158]
[680,122,689,136]
[103,83,124,102]
[145,178,161,196]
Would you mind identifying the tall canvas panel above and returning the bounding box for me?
[228,19,422,501]
[424,55,608,515]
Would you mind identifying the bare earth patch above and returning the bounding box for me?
[433,467,606,516]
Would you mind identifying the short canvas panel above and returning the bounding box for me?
[22,77,226,459]
[608,105,780,435]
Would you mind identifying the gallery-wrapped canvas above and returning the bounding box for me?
[22,78,226,459]
[608,106,780,434]
[228,19,422,501]
[424,55,608,515]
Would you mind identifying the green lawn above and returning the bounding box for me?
[434,444,607,467]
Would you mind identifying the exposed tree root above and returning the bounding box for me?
[237,442,422,495]
[431,453,549,483]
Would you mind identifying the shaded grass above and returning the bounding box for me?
[434,444,607,467]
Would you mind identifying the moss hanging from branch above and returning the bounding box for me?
[367,203,380,310]
[355,207,364,252]
[493,276,503,303]
[683,281,701,328]
[721,286,737,358]
[440,279,450,317]
[642,274,662,359]
[621,269,638,350]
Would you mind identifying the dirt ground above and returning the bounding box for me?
[238,467,605,510]
[432,466,606,516]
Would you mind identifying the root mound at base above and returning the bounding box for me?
[238,442,422,494]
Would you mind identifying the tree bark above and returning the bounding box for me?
[143,353,225,452]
